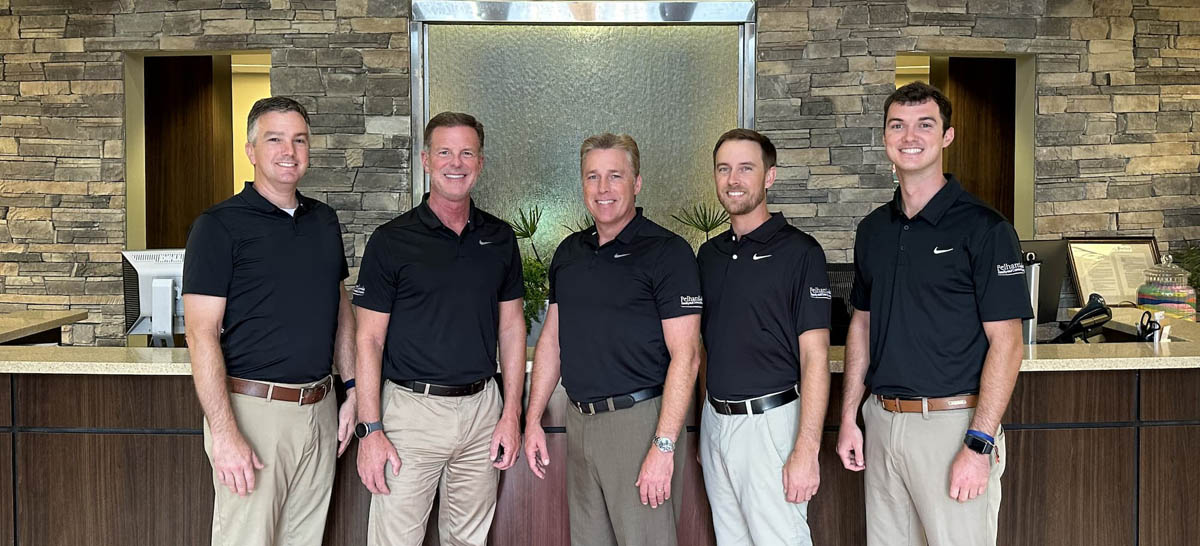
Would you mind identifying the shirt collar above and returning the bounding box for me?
[415,192,483,233]
[740,212,787,244]
[584,207,646,248]
[889,174,963,226]
[239,182,310,215]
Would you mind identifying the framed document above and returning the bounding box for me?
[1066,237,1161,306]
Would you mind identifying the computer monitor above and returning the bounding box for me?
[121,249,185,347]
[1020,240,1068,324]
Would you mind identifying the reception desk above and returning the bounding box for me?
[1,312,1198,545]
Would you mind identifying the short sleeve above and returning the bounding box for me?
[849,229,871,311]
[352,229,398,313]
[182,213,233,297]
[547,238,569,305]
[499,234,524,302]
[972,221,1034,322]
[653,237,703,319]
[793,245,832,334]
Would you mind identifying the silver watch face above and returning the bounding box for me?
[653,436,675,452]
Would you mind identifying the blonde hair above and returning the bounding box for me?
[580,133,640,176]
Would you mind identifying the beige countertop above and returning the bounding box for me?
[0,309,89,344]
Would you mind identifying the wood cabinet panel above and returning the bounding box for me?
[1140,369,1200,422]
[15,375,202,430]
[1140,425,1200,546]
[999,428,1135,546]
[810,431,867,546]
[0,434,11,546]
[17,432,213,546]
[1004,371,1136,425]
[0,374,9,428]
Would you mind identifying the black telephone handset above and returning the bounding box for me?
[1052,293,1112,343]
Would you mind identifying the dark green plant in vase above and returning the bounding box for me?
[1174,245,1200,293]
[508,205,549,331]
[672,203,730,241]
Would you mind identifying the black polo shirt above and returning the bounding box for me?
[549,209,702,403]
[182,182,349,383]
[698,213,831,401]
[353,195,523,385]
[850,175,1033,398]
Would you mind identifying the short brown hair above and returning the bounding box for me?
[884,81,952,132]
[712,128,777,169]
[580,133,640,176]
[247,96,310,142]
[423,111,485,150]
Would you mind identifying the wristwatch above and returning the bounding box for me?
[354,421,384,439]
[963,433,995,455]
[651,435,675,453]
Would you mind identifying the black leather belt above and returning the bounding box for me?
[395,378,489,397]
[708,385,800,415]
[571,386,663,415]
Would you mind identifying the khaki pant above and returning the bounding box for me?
[367,379,502,546]
[204,378,337,546]
[699,399,812,546]
[863,396,1006,546]
[566,395,687,546]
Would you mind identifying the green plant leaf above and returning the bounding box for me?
[671,203,730,240]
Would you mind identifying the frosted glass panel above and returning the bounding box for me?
[427,24,739,251]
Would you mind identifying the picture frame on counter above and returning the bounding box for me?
[1065,236,1161,307]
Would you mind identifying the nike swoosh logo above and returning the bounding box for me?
[933,247,953,254]
[752,253,772,261]
[614,253,631,259]
[479,240,494,245]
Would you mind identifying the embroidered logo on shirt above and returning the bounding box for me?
[996,263,1025,277]
[479,240,494,245]
[809,287,833,300]
[752,253,772,261]
[680,295,703,308]
[351,285,366,296]
[614,252,632,259]
[933,247,954,255]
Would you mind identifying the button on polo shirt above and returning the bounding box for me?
[183,182,350,383]
[353,195,523,386]
[698,213,831,401]
[850,175,1033,398]
[549,209,702,404]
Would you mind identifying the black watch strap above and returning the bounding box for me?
[354,421,383,439]
[963,434,995,455]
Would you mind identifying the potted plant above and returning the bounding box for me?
[672,203,730,241]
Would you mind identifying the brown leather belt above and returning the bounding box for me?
[876,394,978,413]
[228,376,332,406]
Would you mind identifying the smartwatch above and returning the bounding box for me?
[963,433,995,455]
[354,421,384,439]
[651,435,675,453]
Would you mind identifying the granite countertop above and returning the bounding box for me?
[0,309,89,343]
[0,308,1197,375]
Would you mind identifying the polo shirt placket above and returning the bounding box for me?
[698,213,832,401]
[353,194,523,386]
[549,208,703,404]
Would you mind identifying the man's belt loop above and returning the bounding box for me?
[921,397,929,419]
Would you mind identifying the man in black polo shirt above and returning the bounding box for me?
[352,112,525,546]
[835,82,1031,546]
[523,133,702,546]
[698,128,830,545]
[183,96,357,546]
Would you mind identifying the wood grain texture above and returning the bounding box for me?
[1003,371,1136,425]
[809,431,867,546]
[1140,369,1200,422]
[15,375,202,429]
[0,434,11,546]
[1140,425,1200,546]
[944,57,1016,221]
[0,374,9,428]
[17,432,213,546]
[999,428,1135,546]
[488,433,571,546]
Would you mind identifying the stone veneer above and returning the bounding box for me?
[0,0,1195,345]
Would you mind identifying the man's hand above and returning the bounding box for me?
[211,430,264,497]
[336,390,357,457]
[490,415,520,470]
[524,423,551,479]
[948,445,991,502]
[357,431,401,495]
[835,421,866,471]
[783,446,820,503]
[635,447,674,509]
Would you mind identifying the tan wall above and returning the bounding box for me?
[0,1,1196,345]
[232,53,272,195]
